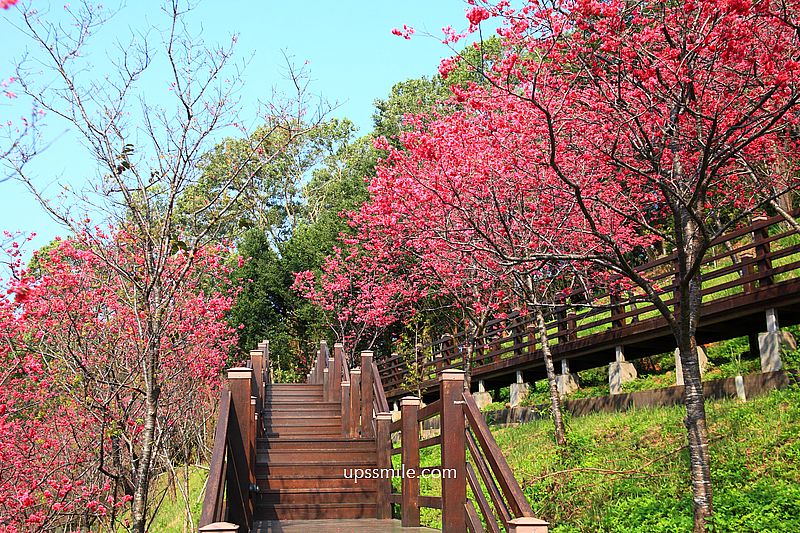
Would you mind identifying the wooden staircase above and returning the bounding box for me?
[199,340,549,532]
[255,383,378,520]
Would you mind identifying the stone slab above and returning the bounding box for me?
[675,346,707,386]
[556,373,580,398]
[609,361,637,395]
[759,330,796,372]
[509,382,530,407]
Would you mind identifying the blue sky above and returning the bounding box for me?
[0,0,479,262]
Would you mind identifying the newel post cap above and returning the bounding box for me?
[400,396,421,406]
[199,522,240,532]
[227,367,252,379]
[439,368,465,382]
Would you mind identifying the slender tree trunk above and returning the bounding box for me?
[676,211,713,532]
[677,333,713,532]
[131,346,161,533]
[534,307,567,447]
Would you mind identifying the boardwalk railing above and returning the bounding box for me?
[388,369,548,532]
[199,341,271,532]
[379,211,800,399]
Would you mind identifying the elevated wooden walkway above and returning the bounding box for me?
[378,212,800,401]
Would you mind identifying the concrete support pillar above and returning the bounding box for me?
[735,375,747,402]
[556,359,579,398]
[473,379,493,409]
[509,370,529,407]
[759,308,796,372]
[609,346,637,395]
[674,345,708,386]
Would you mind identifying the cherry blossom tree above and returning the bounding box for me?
[355,95,646,445]
[293,244,424,366]
[428,0,800,529]
[0,227,237,531]
[1,1,323,530]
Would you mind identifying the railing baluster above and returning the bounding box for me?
[465,462,500,533]
[400,396,421,527]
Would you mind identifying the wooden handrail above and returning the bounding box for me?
[463,391,533,518]
[200,340,271,531]
[199,389,232,527]
[372,359,389,413]
[382,369,548,531]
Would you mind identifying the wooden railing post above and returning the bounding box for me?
[315,348,325,385]
[249,395,257,487]
[332,343,343,402]
[556,308,566,344]
[439,335,452,371]
[610,293,625,329]
[440,369,466,532]
[753,215,774,287]
[375,412,393,519]
[566,311,577,342]
[513,316,525,357]
[672,256,682,321]
[325,356,334,401]
[341,381,351,437]
[227,367,253,529]
[320,341,330,398]
[361,352,375,439]
[400,396,421,527]
[260,340,271,385]
[250,349,264,412]
[508,518,550,532]
[349,368,361,438]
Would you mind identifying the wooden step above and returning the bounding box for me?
[263,416,341,427]
[262,405,341,415]
[257,449,376,464]
[265,390,323,396]
[264,396,324,403]
[262,405,341,414]
[257,437,375,451]
[263,427,342,437]
[257,476,378,491]
[254,502,377,520]
[256,462,377,479]
[265,386,323,394]
[255,487,376,505]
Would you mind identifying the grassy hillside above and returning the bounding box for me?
[496,386,800,532]
[147,466,206,533]
[408,385,800,531]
